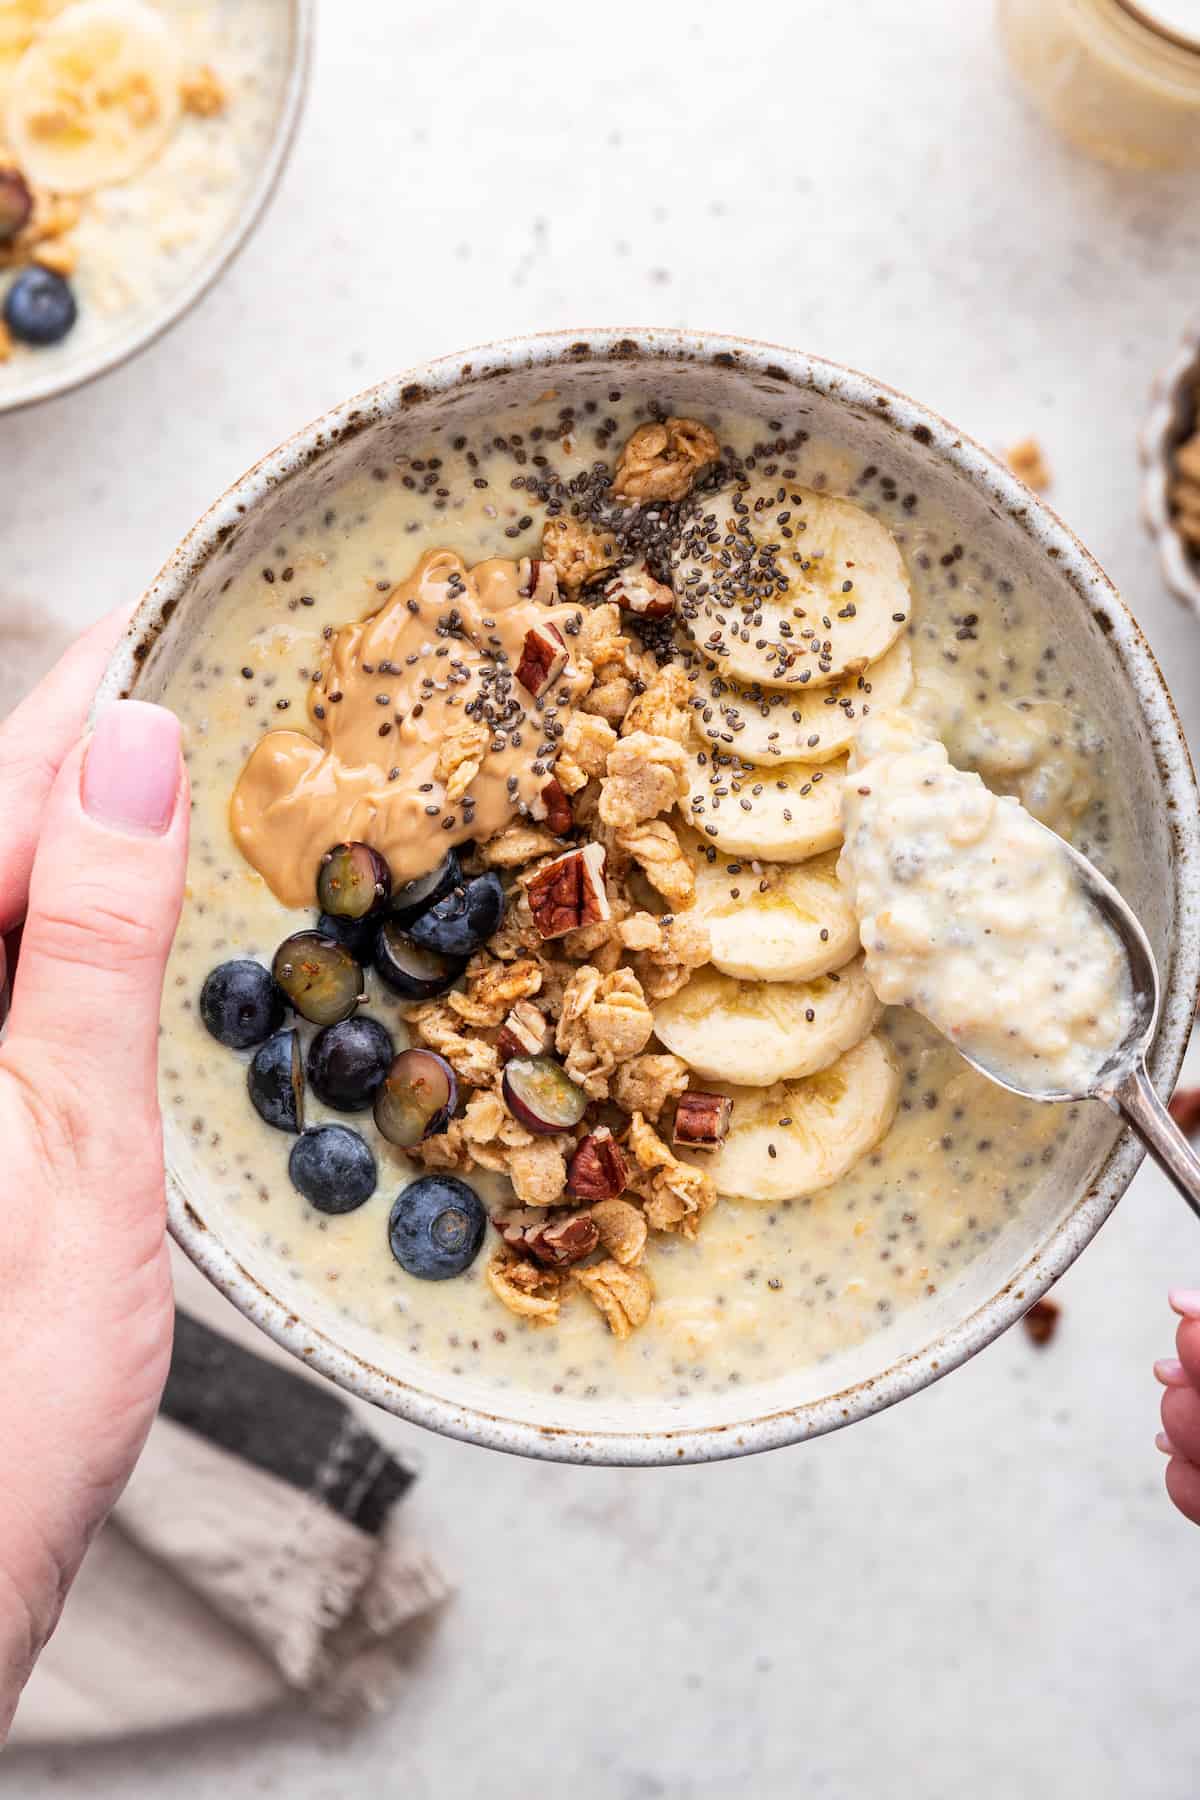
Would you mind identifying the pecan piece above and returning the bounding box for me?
[606,563,675,619]
[567,1125,629,1201]
[532,774,573,836]
[672,1090,733,1151]
[525,1210,600,1268]
[0,169,34,245]
[526,842,610,939]
[1168,1086,1200,1136]
[1023,1296,1061,1347]
[516,620,567,698]
[497,999,552,1062]
[518,556,559,603]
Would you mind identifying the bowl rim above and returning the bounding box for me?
[0,0,316,418]
[107,325,1200,1465]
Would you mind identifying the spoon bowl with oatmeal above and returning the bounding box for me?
[839,712,1200,1222]
[97,330,1200,1463]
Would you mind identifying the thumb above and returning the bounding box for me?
[4,702,188,1154]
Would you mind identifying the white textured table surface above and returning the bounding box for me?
[7,3,1200,1796]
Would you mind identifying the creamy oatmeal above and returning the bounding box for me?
[0,0,291,384]
[840,714,1136,1095]
[159,394,1120,1405]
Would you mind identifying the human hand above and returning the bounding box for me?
[0,614,188,1737]
[1155,1290,1200,1526]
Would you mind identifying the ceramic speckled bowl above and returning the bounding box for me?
[100,329,1200,1465]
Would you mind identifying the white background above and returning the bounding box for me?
[7,2,1200,1795]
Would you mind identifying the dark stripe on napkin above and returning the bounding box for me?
[161,1311,413,1537]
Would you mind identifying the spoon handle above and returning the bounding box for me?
[1112,1061,1200,1224]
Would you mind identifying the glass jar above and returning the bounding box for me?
[997,0,1200,168]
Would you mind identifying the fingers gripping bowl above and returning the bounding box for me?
[101,331,1200,1465]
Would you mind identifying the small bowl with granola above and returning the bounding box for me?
[0,0,311,412]
[99,328,1200,1464]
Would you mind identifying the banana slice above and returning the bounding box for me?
[6,0,181,194]
[679,1032,901,1203]
[686,836,860,982]
[690,637,912,768]
[680,748,846,861]
[652,958,880,1086]
[674,480,912,691]
[0,2,72,102]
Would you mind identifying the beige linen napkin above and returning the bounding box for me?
[3,613,449,1745]
[10,1251,450,1746]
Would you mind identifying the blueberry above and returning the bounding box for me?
[390,849,462,925]
[502,1055,588,1133]
[374,918,466,999]
[317,842,391,920]
[4,267,77,347]
[248,1028,304,1133]
[406,871,504,958]
[318,909,378,962]
[388,1175,486,1280]
[200,959,286,1049]
[306,1015,393,1112]
[289,1125,376,1214]
[272,931,364,1025]
[374,1048,457,1147]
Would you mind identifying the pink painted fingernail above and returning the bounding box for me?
[82,702,181,837]
[1155,1358,1189,1386]
[1168,1289,1200,1319]
[1156,1431,1176,1455]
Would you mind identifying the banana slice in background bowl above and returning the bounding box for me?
[686,838,860,983]
[679,1033,902,1203]
[6,0,181,193]
[676,481,913,690]
[0,0,72,99]
[652,958,881,1085]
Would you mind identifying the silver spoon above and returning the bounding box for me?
[951,828,1200,1223]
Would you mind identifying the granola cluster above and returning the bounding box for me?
[398,419,734,1340]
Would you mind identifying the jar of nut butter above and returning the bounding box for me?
[998,0,1200,168]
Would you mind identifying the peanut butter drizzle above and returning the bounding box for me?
[230,550,590,907]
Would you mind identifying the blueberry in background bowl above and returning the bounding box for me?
[200,959,286,1049]
[307,1015,394,1112]
[389,1175,486,1280]
[289,1125,377,1214]
[4,267,77,347]
[248,1028,305,1133]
